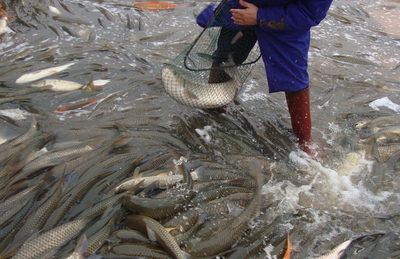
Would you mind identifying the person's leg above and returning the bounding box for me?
[285,86,312,153]
[209,27,257,84]
[209,28,237,84]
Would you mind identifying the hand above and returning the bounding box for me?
[230,0,258,26]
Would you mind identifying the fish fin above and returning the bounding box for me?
[88,136,106,149]
[165,227,176,233]
[139,180,160,198]
[1,244,20,259]
[114,121,129,132]
[133,167,141,178]
[73,234,89,257]
[184,151,191,161]
[112,136,133,148]
[8,180,28,191]
[182,250,191,259]
[191,166,206,180]
[131,154,147,166]
[101,206,114,219]
[97,170,116,179]
[84,75,95,91]
[126,179,145,195]
[146,226,157,242]
[183,89,198,100]
[282,232,291,259]
[83,210,104,222]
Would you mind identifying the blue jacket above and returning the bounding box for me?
[197,0,333,93]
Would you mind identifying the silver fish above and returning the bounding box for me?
[161,66,241,109]
[31,79,83,91]
[15,62,76,84]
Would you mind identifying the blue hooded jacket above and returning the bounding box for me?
[197,0,333,93]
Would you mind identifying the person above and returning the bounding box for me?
[198,0,333,155]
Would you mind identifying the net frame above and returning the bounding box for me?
[162,0,261,109]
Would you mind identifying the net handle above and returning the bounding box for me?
[183,0,261,72]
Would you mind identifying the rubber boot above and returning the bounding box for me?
[208,62,231,84]
[285,86,312,154]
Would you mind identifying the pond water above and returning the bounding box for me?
[0,0,400,258]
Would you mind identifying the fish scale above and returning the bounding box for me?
[12,213,100,259]
[10,144,95,185]
[184,163,263,257]
[124,214,189,259]
[11,177,64,244]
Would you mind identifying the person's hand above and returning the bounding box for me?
[230,0,258,26]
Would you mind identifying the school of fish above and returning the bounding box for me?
[0,0,400,258]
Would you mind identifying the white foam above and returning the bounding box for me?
[369,97,400,113]
[0,109,30,120]
[260,151,394,215]
[195,126,213,143]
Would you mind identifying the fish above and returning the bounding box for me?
[283,233,291,259]
[99,243,172,258]
[9,176,65,246]
[96,6,115,22]
[163,196,249,234]
[0,181,46,246]
[121,130,189,150]
[115,166,204,194]
[15,62,76,84]
[329,55,377,66]
[64,234,101,259]
[11,212,102,259]
[133,1,177,11]
[183,161,263,257]
[0,180,47,226]
[189,184,252,206]
[31,79,83,91]
[0,116,39,149]
[85,207,120,254]
[312,239,353,259]
[53,100,99,113]
[48,6,61,15]
[124,214,191,259]
[9,137,105,185]
[161,66,241,109]
[52,15,91,25]
[108,229,150,244]
[0,85,53,97]
[42,170,114,231]
[121,157,194,219]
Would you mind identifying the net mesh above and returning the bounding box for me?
[161,0,261,109]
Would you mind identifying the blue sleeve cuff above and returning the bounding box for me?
[197,0,251,30]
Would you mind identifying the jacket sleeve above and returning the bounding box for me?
[256,0,333,32]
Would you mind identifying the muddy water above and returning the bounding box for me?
[1,0,400,258]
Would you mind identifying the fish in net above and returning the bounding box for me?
[161,0,261,109]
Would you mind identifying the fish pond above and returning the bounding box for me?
[0,0,400,258]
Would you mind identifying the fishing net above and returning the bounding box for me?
[161,0,261,109]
